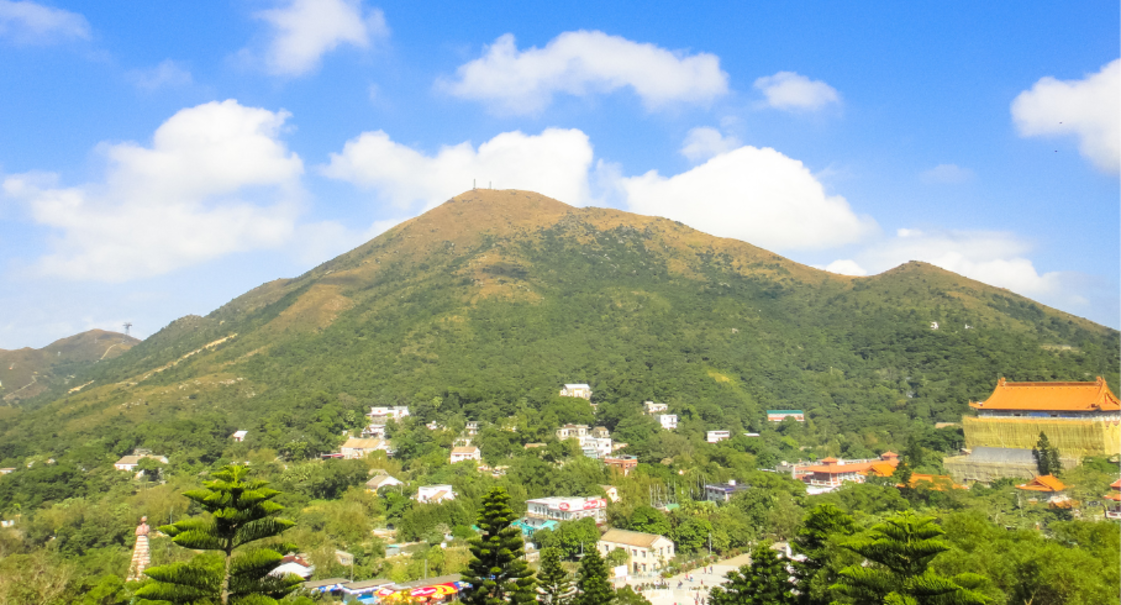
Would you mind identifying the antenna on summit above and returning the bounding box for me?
[123,322,132,336]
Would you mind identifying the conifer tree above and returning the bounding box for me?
[461,487,536,605]
[133,465,300,605]
[573,547,613,605]
[709,544,795,605]
[1032,432,1063,477]
[538,546,572,605]
[831,511,989,605]
[792,504,856,605]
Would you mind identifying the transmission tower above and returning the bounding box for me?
[123,322,132,336]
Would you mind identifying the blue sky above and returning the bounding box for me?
[0,0,1118,348]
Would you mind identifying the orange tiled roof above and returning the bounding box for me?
[807,461,872,475]
[880,451,899,459]
[902,474,965,490]
[819,457,840,464]
[1111,479,1120,490]
[868,462,898,478]
[969,376,1119,412]
[1105,493,1121,502]
[1016,475,1067,492]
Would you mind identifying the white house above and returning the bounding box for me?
[450,446,482,464]
[658,415,678,430]
[597,529,675,574]
[368,406,410,421]
[556,424,589,439]
[706,431,731,443]
[559,384,592,400]
[600,485,620,503]
[766,410,805,422]
[643,401,668,414]
[231,430,248,442]
[113,453,168,471]
[416,485,456,504]
[557,425,614,458]
[525,497,608,526]
[340,438,390,459]
[365,474,404,492]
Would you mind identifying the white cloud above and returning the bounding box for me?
[920,163,974,184]
[129,59,193,91]
[1012,59,1120,173]
[3,100,305,281]
[821,259,867,276]
[0,0,89,44]
[753,71,840,111]
[442,30,728,114]
[255,0,388,76]
[620,146,876,251]
[680,127,741,163]
[321,128,596,210]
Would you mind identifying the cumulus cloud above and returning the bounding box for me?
[2,100,305,281]
[1012,59,1120,173]
[680,127,741,163]
[620,146,875,251]
[129,59,193,91]
[920,163,974,184]
[0,0,89,44]
[321,128,595,210]
[442,30,728,114]
[821,259,867,276]
[753,71,840,111]
[255,0,388,76]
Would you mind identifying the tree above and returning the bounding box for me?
[613,585,651,605]
[892,460,914,488]
[461,487,536,605]
[133,465,300,605]
[792,504,856,605]
[628,505,670,536]
[709,544,795,605]
[573,547,613,605]
[1032,432,1063,477]
[538,547,572,605]
[831,511,990,605]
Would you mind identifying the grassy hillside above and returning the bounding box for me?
[0,190,1115,467]
[0,329,138,405]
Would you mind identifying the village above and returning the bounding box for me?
[95,376,1121,604]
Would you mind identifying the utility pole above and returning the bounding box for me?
[708,532,712,557]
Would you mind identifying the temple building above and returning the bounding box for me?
[945,377,1120,483]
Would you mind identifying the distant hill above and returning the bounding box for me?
[0,190,1116,466]
[0,329,139,403]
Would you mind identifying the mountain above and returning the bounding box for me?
[0,190,1116,466]
[0,329,139,404]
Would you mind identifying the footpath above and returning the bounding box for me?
[614,553,753,605]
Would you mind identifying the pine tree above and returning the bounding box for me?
[792,504,856,605]
[461,487,537,605]
[133,465,300,605]
[709,544,795,605]
[538,547,572,605]
[573,547,614,605]
[831,511,990,605]
[1032,432,1063,477]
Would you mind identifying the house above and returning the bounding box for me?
[658,415,678,430]
[600,485,620,503]
[706,430,731,443]
[231,430,248,442]
[114,453,168,471]
[465,421,480,436]
[0,468,14,475]
[415,485,456,504]
[368,406,411,421]
[560,384,593,400]
[1016,475,1073,508]
[591,426,610,439]
[605,455,638,476]
[704,480,749,503]
[450,446,482,464]
[365,474,404,492]
[524,442,547,449]
[340,438,390,460]
[597,529,675,574]
[525,496,608,527]
[643,401,668,414]
[270,554,314,579]
[801,454,900,494]
[767,410,805,422]
[425,421,445,430]
[556,424,589,439]
[1105,479,1120,520]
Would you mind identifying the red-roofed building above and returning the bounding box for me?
[1105,479,1120,520]
[802,453,899,493]
[1016,475,1073,508]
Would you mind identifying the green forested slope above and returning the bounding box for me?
[1,190,1116,468]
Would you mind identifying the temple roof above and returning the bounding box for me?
[1015,475,1067,492]
[969,376,1119,412]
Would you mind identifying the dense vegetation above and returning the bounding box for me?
[0,190,1117,603]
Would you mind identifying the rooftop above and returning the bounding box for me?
[342,437,386,449]
[970,376,1119,412]
[1016,475,1067,492]
[599,528,669,548]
